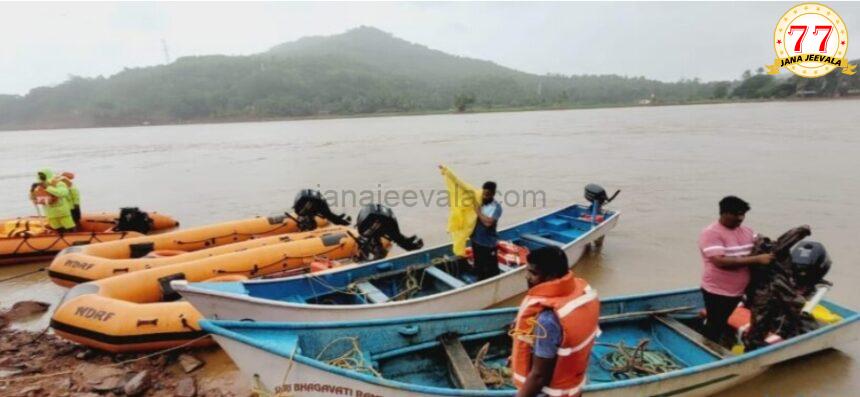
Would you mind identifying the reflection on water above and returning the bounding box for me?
[2,99,859,395]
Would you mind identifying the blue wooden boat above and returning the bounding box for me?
[201,288,859,397]
[174,202,619,323]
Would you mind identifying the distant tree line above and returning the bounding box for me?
[730,65,860,99]
[0,27,857,130]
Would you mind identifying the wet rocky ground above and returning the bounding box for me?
[0,301,248,397]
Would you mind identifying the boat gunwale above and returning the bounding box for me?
[176,204,620,311]
[202,287,860,395]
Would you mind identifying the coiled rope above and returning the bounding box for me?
[596,338,681,380]
[315,337,381,378]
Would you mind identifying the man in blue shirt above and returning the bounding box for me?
[471,181,502,280]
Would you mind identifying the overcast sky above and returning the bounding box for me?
[1,2,858,95]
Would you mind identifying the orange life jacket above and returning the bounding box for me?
[510,272,600,397]
[463,241,530,267]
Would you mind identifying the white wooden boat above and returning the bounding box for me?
[174,202,619,323]
[201,288,860,397]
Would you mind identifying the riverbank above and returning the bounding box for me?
[0,324,246,397]
[2,96,857,133]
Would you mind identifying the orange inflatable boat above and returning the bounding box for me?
[50,204,424,352]
[0,209,178,266]
[47,189,353,286]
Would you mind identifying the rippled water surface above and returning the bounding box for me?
[2,100,859,396]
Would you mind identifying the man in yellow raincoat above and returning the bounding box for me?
[30,169,76,232]
[57,172,82,225]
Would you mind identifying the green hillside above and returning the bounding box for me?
[0,26,856,130]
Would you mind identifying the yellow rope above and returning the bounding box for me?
[315,337,381,378]
[507,317,548,345]
[250,340,299,397]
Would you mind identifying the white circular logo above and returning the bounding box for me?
[771,3,851,77]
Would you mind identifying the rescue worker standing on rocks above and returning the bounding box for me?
[511,246,599,397]
[698,196,773,345]
[30,169,76,233]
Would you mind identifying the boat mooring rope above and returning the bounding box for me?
[7,230,118,256]
[315,336,381,378]
[250,340,300,397]
[173,221,298,246]
[474,342,513,388]
[595,338,681,380]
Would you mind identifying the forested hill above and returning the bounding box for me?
[0,26,857,130]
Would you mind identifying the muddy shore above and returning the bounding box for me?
[0,303,248,397]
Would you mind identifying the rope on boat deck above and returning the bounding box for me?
[315,336,381,378]
[389,266,427,301]
[0,334,212,385]
[595,338,681,381]
[474,342,513,388]
[307,261,439,300]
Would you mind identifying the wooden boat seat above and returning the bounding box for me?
[555,213,582,222]
[541,218,570,230]
[520,233,565,248]
[425,266,467,288]
[654,315,731,358]
[355,281,390,303]
[439,334,487,390]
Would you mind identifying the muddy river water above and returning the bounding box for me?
[2,99,859,396]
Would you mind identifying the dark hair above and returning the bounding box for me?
[482,181,497,192]
[527,246,569,279]
[719,196,750,215]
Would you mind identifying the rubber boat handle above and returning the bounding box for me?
[398,325,420,336]
[137,318,158,327]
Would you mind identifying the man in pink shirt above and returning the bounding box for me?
[699,196,774,344]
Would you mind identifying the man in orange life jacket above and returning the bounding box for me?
[511,246,600,397]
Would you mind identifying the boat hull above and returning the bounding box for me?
[46,214,326,286]
[178,207,619,323]
[49,227,360,353]
[0,212,178,266]
[207,288,859,397]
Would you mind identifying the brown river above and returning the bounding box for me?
[2,99,859,396]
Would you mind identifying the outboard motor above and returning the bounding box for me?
[113,207,153,234]
[583,183,619,225]
[354,204,423,260]
[744,226,830,349]
[790,241,831,293]
[584,183,620,211]
[291,189,352,231]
